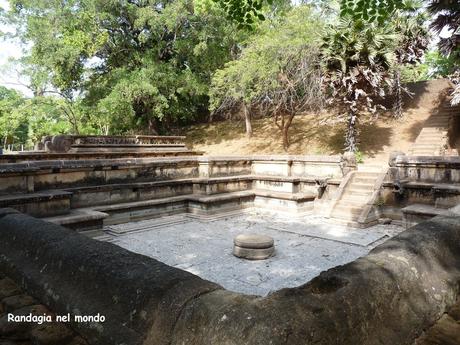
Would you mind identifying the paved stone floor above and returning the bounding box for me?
[105,212,404,296]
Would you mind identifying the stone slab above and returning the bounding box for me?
[108,212,403,296]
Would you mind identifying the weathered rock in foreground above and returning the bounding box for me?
[0,208,459,345]
[0,277,87,345]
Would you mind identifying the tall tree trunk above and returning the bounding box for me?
[274,112,295,151]
[148,118,159,135]
[393,69,403,119]
[282,127,289,151]
[243,103,252,138]
[345,109,358,153]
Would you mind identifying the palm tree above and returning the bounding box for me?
[428,1,460,56]
[392,1,429,118]
[428,0,460,104]
[322,18,399,152]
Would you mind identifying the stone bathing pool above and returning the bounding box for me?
[103,212,403,296]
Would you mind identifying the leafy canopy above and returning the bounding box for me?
[210,5,323,112]
[210,5,324,148]
[3,0,245,134]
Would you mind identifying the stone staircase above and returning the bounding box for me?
[409,102,460,156]
[329,165,386,227]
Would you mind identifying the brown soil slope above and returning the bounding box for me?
[185,79,452,163]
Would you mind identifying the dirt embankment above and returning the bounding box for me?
[185,79,452,163]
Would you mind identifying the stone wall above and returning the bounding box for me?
[389,155,460,183]
[1,208,459,345]
[0,155,345,194]
[36,135,187,153]
[377,154,460,221]
[0,155,348,228]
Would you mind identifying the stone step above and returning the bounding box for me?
[105,214,188,235]
[423,126,449,131]
[352,176,378,184]
[424,123,449,127]
[0,190,72,218]
[332,204,363,214]
[411,144,444,149]
[356,165,385,173]
[431,111,454,115]
[330,206,362,220]
[415,136,444,140]
[417,139,447,145]
[409,152,442,156]
[428,113,452,117]
[336,198,367,207]
[341,192,372,201]
[420,128,448,133]
[347,188,374,196]
[348,183,375,191]
[410,146,438,150]
[353,171,381,178]
[45,209,109,232]
[413,141,443,146]
[410,146,442,151]
[440,108,460,112]
[426,119,451,123]
[420,127,447,134]
[419,132,448,137]
[252,190,316,202]
[402,203,452,229]
[427,121,450,125]
[427,114,451,119]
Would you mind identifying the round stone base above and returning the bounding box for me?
[233,234,275,260]
[233,245,275,260]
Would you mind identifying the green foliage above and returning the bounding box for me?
[0,83,103,147]
[339,0,405,23]
[400,63,430,83]
[391,1,429,118]
[211,0,270,29]
[425,51,460,78]
[3,0,245,134]
[210,6,324,148]
[1,0,454,145]
[354,150,364,163]
[211,6,322,109]
[209,0,336,28]
[322,16,399,151]
[427,1,460,105]
[0,86,26,146]
[428,0,460,57]
[21,97,74,145]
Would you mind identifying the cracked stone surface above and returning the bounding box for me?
[106,212,404,296]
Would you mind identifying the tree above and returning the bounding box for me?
[322,17,398,152]
[428,1,460,57]
[428,0,460,104]
[210,6,324,149]
[213,0,404,26]
[391,1,429,118]
[0,87,26,148]
[339,0,405,23]
[19,97,75,146]
[2,0,245,133]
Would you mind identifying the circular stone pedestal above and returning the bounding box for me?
[233,234,275,260]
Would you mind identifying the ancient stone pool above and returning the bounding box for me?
[104,212,403,296]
